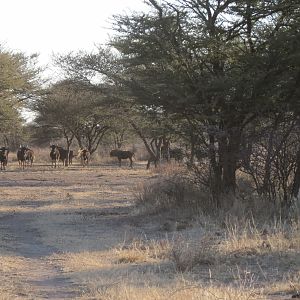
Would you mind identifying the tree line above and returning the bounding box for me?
[1,0,299,211]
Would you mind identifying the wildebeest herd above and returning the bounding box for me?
[0,144,184,171]
[49,145,75,168]
[17,146,34,169]
[0,145,135,170]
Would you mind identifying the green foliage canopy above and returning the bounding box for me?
[0,46,41,145]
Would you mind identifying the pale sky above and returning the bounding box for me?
[0,0,149,74]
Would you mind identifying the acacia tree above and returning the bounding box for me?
[0,46,41,145]
[54,48,178,166]
[52,0,300,207]
[108,0,300,204]
[129,108,177,168]
[34,79,112,154]
[240,114,300,204]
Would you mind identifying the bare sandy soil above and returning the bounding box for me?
[0,161,161,299]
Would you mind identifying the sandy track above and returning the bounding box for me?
[0,162,153,299]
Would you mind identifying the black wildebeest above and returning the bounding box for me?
[57,146,70,166]
[50,145,74,167]
[78,148,90,167]
[68,150,74,165]
[0,147,9,170]
[17,146,31,169]
[50,145,60,168]
[25,148,34,167]
[110,149,134,168]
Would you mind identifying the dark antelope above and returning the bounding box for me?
[57,146,71,166]
[25,149,34,167]
[110,149,134,168]
[50,145,60,168]
[17,146,33,169]
[0,147,9,170]
[68,150,74,165]
[78,149,90,167]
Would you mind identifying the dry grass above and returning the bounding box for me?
[170,234,218,272]
[50,251,113,273]
[0,255,33,299]
[151,161,186,176]
[135,167,202,213]
[80,279,265,300]
[115,238,170,264]
[50,216,299,298]
[0,255,29,273]
[0,158,299,299]
[132,165,300,298]
[220,219,300,254]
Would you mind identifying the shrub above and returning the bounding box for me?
[135,172,203,212]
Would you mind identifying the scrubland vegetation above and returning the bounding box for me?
[1,0,300,299]
[0,154,299,299]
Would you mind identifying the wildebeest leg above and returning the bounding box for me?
[129,157,133,168]
[65,153,69,167]
[118,158,121,167]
